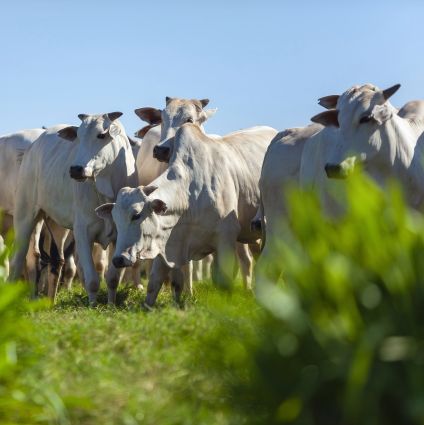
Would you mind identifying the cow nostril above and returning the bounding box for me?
[251,219,262,233]
[112,256,126,268]
[325,163,343,179]
[69,166,84,176]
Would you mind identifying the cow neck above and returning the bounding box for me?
[94,135,137,201]
[386,116,420,170]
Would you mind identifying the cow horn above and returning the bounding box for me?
[382,84,401,101]
[200,98,209,108]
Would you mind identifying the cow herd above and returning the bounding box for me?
[2,82,423,308]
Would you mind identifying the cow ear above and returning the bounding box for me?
[318,95,339,110]
[107,112,123,122]
[57,126,78,141]
[382,84,401,101]
[142,185,158,196]
[134,124,157,139]
[311,110,339,127]
[134,107,162,125]
[150,199,167,215]
[95,203,115,219]
[78,114,89,121]
[199,98,209,108]
[166,96,175,105]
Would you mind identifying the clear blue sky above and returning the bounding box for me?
[1,0,423,136]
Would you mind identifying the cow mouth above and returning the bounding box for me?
[71,175,88,182]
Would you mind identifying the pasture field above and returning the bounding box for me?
[21,281,258,425]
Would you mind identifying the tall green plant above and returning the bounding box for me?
[196,173,424,425]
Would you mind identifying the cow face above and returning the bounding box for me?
[69,112,123,181]
[96,186,167,268]
[312,84,401,179]
[135,97,217,163]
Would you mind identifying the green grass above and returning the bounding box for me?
[23,280,258,425]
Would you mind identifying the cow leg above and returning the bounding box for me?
[170,266,185,304]
[105,261,124,305]
[62,234,76,290]
[236,243,254,290]
[74,227,99,306]
[145,257,169,307]
[46,220,69,303]
[10,211,41,295]
[144,259,152,282]
[92,243,107,281]
[192,260,202,282]
[202,254,213,280]
[181,262,193,295]
[25,219,43,284]
[63,253,77,290]
[131,260,143,290]
[214,239,237,290]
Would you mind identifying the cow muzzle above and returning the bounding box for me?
[325,163,346,179]
[112,254,135,269]
[153,145,171,163]
[69,165,91,181]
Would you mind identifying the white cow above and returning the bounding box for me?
[255,124,327,282]
[134,98,219,288]
[97,123,277,307]
[135,97,258,286]
[312,83,424,211]
[10,114,138,305]
[0,128,45,280]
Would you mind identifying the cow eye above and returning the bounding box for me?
[97,132,107,139]
[359,115,373,124]
[186,117,194,123]
[131,212,142,221]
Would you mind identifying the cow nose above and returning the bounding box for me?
[325,163,343,179]
[153,146,171,162]
[251,219,262,233]
[69,165,84,180]
[112,256,126,269]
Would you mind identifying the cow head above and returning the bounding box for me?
[67,112,124,181]
[134,97,217,163]
[96,185,167,268]
[311,83,401,179]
